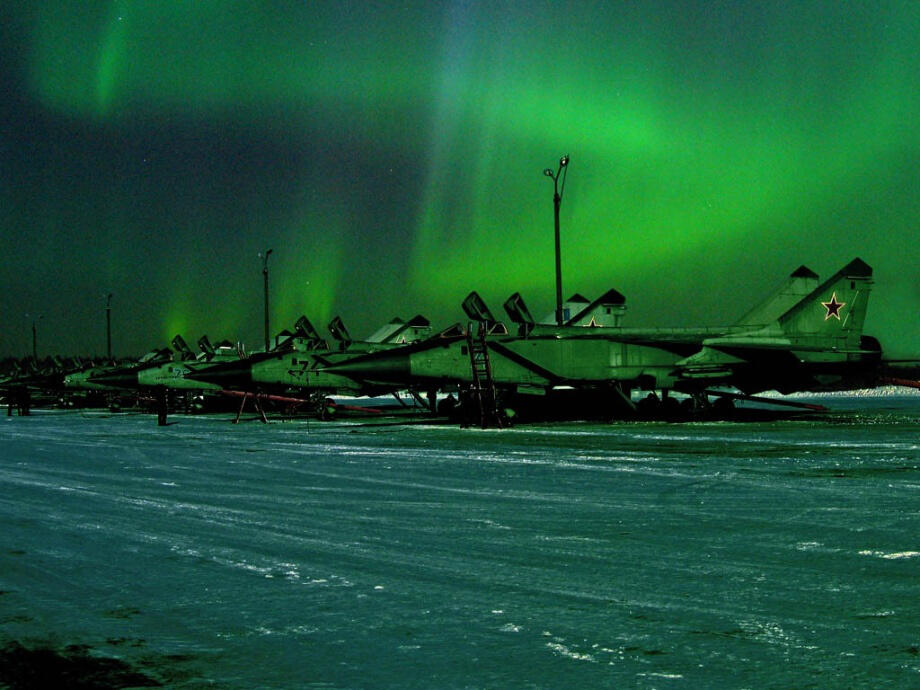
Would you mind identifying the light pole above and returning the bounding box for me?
[26,313,42,361]
[543,154,570,326]
[105,293,113,361]
[259,249,273,351]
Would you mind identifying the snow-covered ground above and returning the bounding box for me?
[2,398,919,687]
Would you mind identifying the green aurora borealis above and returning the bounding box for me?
[1,1,917,358]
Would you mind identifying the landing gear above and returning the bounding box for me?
[635,389,718,420]
[712,395,736,414]
[155,386,168,426]
[680,391,712,415]
[5,386,31,416]
[458,385,506,429]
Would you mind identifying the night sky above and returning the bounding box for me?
[2,1,917,359]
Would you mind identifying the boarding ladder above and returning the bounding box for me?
[465,321,503,428]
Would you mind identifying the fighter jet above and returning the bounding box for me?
[63,348,173,392]
[323,259,880,422]
[1,358,61,396]
[1,357,59,390]
[185,315,432,399]
[85,334,246,392]
[3,356,113,413]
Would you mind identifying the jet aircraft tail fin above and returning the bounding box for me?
[367,318,403,343]
[736,265,819,326]
[777,258,873,346]
[367,315,432,344]
[139,347,173,364]
[402,315,432,343]
[564,289,627,327]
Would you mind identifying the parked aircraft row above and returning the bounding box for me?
[3,258,918,425]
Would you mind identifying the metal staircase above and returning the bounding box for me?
[465,322,503,428]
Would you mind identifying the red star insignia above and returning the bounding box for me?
[821,292,845,320]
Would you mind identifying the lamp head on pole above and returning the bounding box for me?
[260,248,273,272]
[543,168,554,178]
[559,154,569,167]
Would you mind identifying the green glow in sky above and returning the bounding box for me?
[2,1,917,357]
